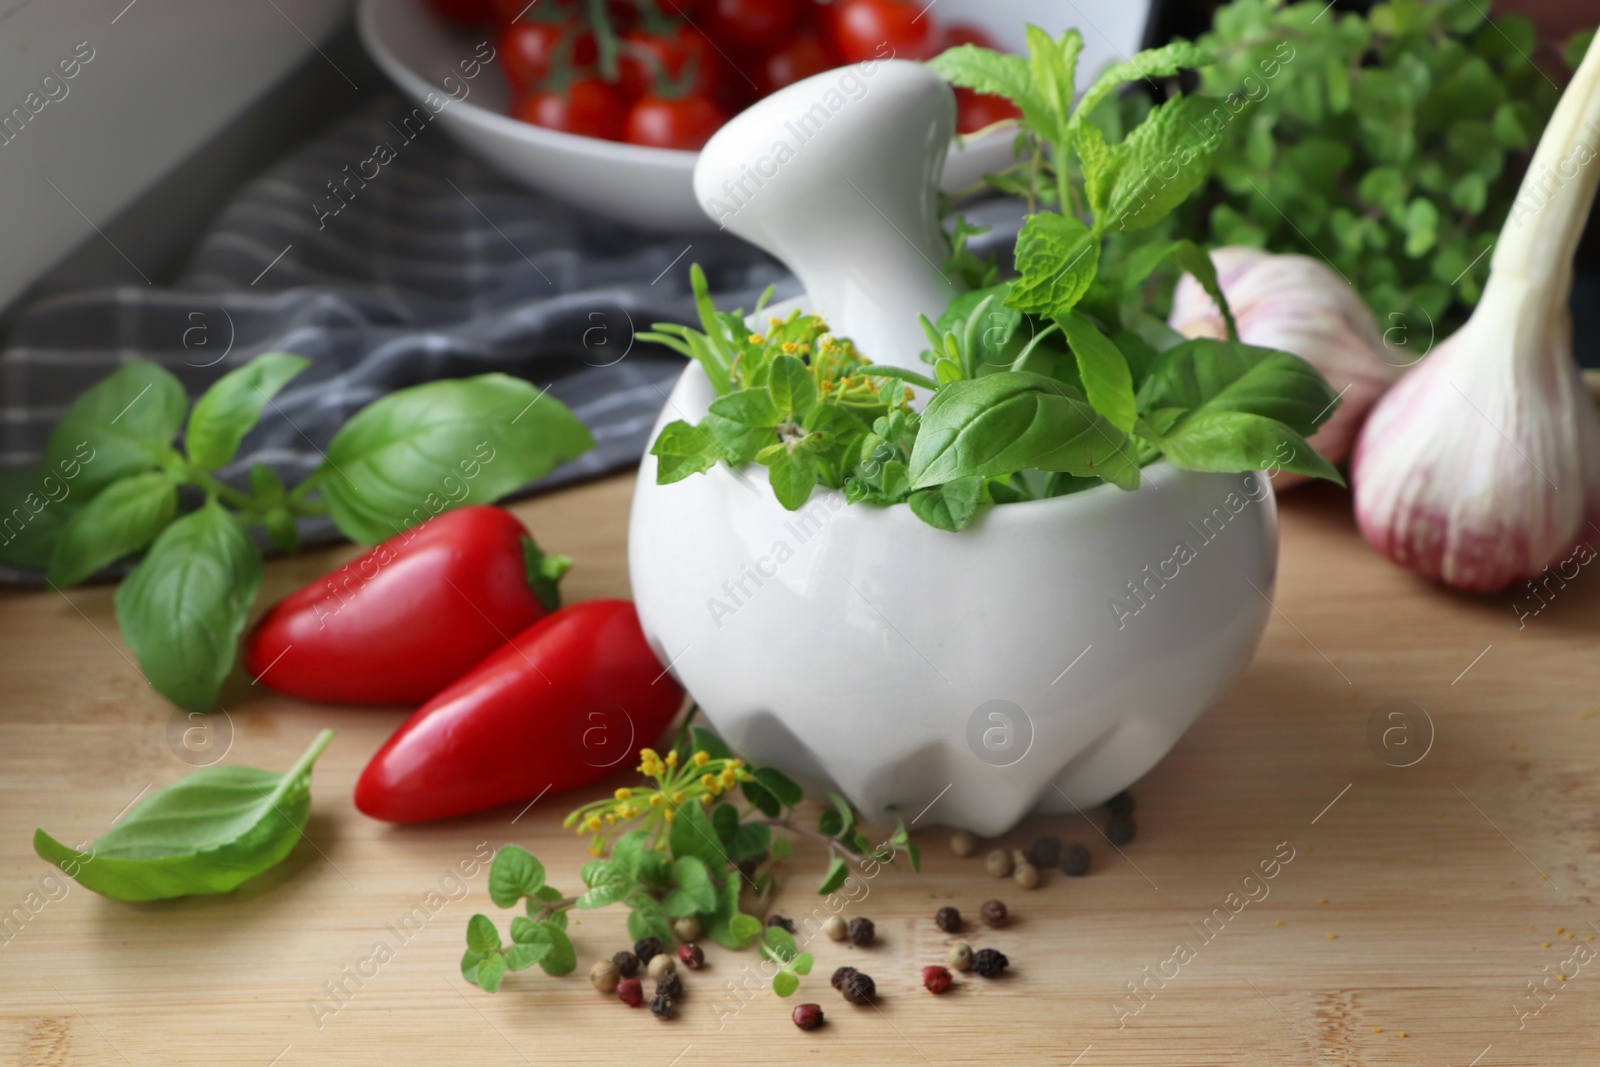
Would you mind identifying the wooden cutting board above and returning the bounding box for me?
[2,473,1596,1066]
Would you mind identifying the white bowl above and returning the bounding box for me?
[357,0,1150,232]
[629,359,1279,835]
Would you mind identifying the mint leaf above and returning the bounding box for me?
[185,353,310,470]
[1071,40,1212,130]
[114,500,261,712]
[663,855,717,917]
[48,471,178,587]
[1160,410,1343,484]
[1007,213,1100,318]
[1098,95,1226,233]
[467,914,502,954]
[488,845,545,908]
[1026,24,1083,142]
[927,44,1051,134]
[1058,312,1135,433]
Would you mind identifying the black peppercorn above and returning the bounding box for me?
[633,937,664,965]
[767,914,797,934]
[613,950,640,977]
[649,992,674,1018]
[656,972,684,1000]
[1105,791,1136,817]
[1106,817,1136,845]
[971,948,1010,978]
[934,906,962,933]
[848,916,876,946]
[792,1002,825,1030]
[841,970,876,1004]
[1060,843,1091,877]
[980,898,1008,928]
[1028,836,1062,868]
[831,965,857,990]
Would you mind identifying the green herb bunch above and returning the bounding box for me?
[1183,0,1584,329]
[462,721,919,995]
[648,27,1342,531]
[0,355,593,711]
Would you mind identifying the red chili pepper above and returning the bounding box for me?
[354,599,684,822]
[244,506,569,706]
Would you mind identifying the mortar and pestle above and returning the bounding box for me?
[627,61,1277,835]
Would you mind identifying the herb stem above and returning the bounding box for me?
[751,818,870,863]
[187,467,256,512]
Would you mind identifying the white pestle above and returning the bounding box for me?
[693,59,957,371]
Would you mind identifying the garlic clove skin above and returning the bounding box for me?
[1170,246,1399,489]
[1350,268,1598,593]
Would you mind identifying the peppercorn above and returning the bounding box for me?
[1060,843,1091,877]
[677,943,705,970]
[1014,861,1040,890]
[633,937,664,965]
[823,914,849,940]
[649,992,674,1018]
[792,1003,825,1031]
[1028,836,1062,868]
[947,942,973,971]
[848,916,876,947]
[1106,817,1136,845]
[950,830,978,857]
[1011,848,1030,870]
[617,977,644,1007]
[613,950,640,977]
[984,848,1013,878]
[934,906,962,933]
[656,972,684,1000]
[673,916,702,943]
[922,965,953,994]
[767,914,797,934]
[971,948,1010,978]
[1105,790,1136,818]
[980,898,1008,928]
[841,970,876,1004]
[589,958,621,993]
[831,965,857,990]
[647,952,676,981]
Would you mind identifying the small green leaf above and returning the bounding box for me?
[772,971,799,998]
[1170,242,1238,343]
[689,725,733,761]
[709,388,781,428]
[729,913,763,945]
[628,896,675,947]
[475,953,508,993]
[488,845,546,908]
[1058,311,1135,433]
[767,355,817,420]
[908,476,985,532]
[668,794,727,871]
[765,924,799,961]
[461,949,488,984]
[1071,40,1212,130]
[817,855,849,895]
[43,362,187,498]
[466,914,502,955]
[792,952,814,976]
[650,420,722,484]
[1007,213,1100,318]
[752,767,804,808]
[758,447,818,510]
[927,43,1053,135]
[185,353,310,470]
[1161,411,1344,484]
[537,921,577,975]
[770,835,793,862]
[663,855,717,917]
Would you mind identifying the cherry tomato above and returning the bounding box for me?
[954,86,1021,134]
[828,0,940,63]
[942,22,999,50]
[516,77,627,139]
[428,0,494,24]
[500,21,567,91]
[706,0,797,49]
[618,25,721,99]
[624,94,727,149]
[758,31,835,94]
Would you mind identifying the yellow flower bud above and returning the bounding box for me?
[673,791,685,804]
[699,794,712,805]
[665,750,678,767]
[663,810,676,822]
[615,787,633,800]
[694,751,710,767]
[701,773,718,790]
[649,794,666,807]
[748,333,764,345]
[720,768,736,788]
[586,815,603,831]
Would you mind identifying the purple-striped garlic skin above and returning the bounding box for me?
[1170,246,1398,489]
[1350,271,1600,593]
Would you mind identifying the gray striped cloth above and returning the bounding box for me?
[0,97,792,585]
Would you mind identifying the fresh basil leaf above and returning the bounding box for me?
[1058,311,1135,432]
[817,855,849,895]
[628,896,675,947]
[663,855,717,917]
[317,374,594,544]
[1007,213,1100,318]
[909,476,985,532]
[185,353,310,470]
[1171,241,1239,341]
[48,471,178,587]
[767,355,817,420]
[773,971,800,998]
[1071,40,1213,131]
[927,43,1052,135]
[489,846,547,908]
[752,767,804,808]
[1139,338,1339,435]
[910,372,1138,490]
[758,446,818,510]
[114,500,262,712]
[1160,411,1344,484]
[43,363,186,498]
[33,729,332,901]
[0,467,80,568]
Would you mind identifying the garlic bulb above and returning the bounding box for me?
[1350,38,1600,593]
[1170,247,1398,489]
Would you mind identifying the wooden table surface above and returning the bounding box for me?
[2,472,1597,1067]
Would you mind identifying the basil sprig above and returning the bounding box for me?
[33,730,334,901]
[1,355,594,711]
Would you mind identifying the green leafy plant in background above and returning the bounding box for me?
[33,729,334,901]
[649,27,1341,531]
[461,719,919,994]
[1180,0,1586,329]
[0,356,593,711]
